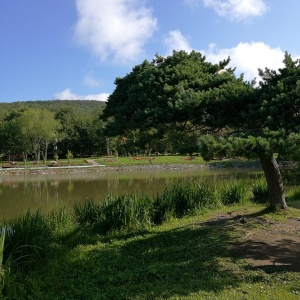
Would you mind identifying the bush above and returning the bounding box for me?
[252,177,269,204]
[220,180,248,205]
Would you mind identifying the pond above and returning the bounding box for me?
[0,166,265,220]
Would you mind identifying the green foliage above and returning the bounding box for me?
[74,195,153,233]
[0,229,5,268]
[2,205,300,299]
[3,211,51,270]
[252,177,269,204]
[152,181,219,224]
[47,208,73,235]
[95,194,153,233]
[286,186,300,202]
[0,100,105,116]
[102,50,250,138]
[220,180,248,205]
[199,135,232,161]
[73,198,103,225]
[66,150,73,163]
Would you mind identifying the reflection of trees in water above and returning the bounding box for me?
[67,180,74,193]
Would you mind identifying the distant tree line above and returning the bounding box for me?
[0,100,203,161]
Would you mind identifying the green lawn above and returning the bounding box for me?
[0,155,240,168]
[2,203,300,300]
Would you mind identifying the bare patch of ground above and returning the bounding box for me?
[200,208,300,271]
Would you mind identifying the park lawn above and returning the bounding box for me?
[3,203,300,300]
[0,155,208,168]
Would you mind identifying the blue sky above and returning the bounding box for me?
[1,0,299,102]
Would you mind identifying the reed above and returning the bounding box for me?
[152,181,219,224]
[194,182,220,210]
[220,180,248,205]
[95,194,152,233]
[73,198,103,225]
[0,229,5,269]
[48,207,73,236]
[286,186,300,202]
[3,210,51,269]
[251,176,269,204]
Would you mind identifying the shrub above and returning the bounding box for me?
[252,177,269,204]
[220,180,248,205]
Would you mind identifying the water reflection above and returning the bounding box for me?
[0,168,262,220]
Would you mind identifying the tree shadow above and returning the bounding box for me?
[36,207,300,299]
[42,222,253,299]
[232,238,300,272]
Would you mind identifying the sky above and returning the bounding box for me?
[1,0,299,103]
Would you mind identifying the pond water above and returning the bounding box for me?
[0,167,264,220]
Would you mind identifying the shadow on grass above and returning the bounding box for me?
[232,238,300,272]
[39,223,246,299]
[13,206,299,299]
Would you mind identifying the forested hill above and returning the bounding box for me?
[0,100,106,115]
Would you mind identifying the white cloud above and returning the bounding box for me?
[203,0,268,21]
[84,76,102,88]
[74,0,157,64]
[55,88,109,101]
[202,42,285,81]
[164,30,193,56]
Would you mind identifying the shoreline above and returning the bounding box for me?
[0,161,265,176]
[0,160,297,177]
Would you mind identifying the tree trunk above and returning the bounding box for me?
[259,155,287,210]
[44,141,48,164]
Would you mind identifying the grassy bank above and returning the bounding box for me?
[1,155,252,168]
[1,179,300,299]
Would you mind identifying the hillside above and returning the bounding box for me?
[0,100,106,115]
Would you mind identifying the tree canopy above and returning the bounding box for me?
[102,51,252,136]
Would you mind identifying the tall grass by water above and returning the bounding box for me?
[152,181,219,224]
[251,176,269,204]
[2,211,51,270]
[1,177,298,274]
[1,178,300,299]
[220,180,248,205]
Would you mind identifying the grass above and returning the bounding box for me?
[0,155,210,168]
[2,211,51,271]
[220,180,249,205]
[1,203,300,299]
[1,180,300,299]
[152,181,219,224]
[252,176,269,204]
